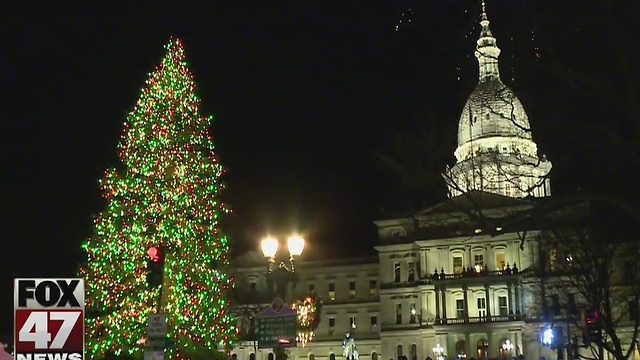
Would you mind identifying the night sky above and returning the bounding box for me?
[4,1,631,335]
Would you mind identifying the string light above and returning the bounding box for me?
[292,292,321,348]
[80,37,236,359]
[456,4,481,82]
[531,30,540,61]
[395,7,414,32]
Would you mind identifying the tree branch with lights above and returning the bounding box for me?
[293,292,322,347]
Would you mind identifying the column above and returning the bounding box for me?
[421,250,428,279]
[507,283,514,316]
[465,333,471,358]
[484,284,492,320]
[486,245,492,271]
[435,287,441,320]
[488,332,494,360]
[515,331,523,356]
[441,286,448,321]
[463,285,470,323]
[514,284,521,316]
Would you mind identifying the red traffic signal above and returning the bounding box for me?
[581,309,601,345]
[146,245,165,288]
[147,246,163,263]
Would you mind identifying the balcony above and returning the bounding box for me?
[432,314,524,325]
[431,268,524,285]
[380,278,432,290]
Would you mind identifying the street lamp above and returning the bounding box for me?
[433,343,445,360]
[502,340,513,352]
[261,236,305,300]
[502,340,513,359]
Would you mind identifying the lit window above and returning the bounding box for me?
[394,262,401,282]
[369,280,377,297]
[328,317,335,336]
[409,303,417,323]
[407,262,415,282]
[477,298,486,317]
[474,254,484,272]
[498,296,508,316]
[453,256,463,274]
[349,281,356,298]
[328,282,335,301]
[456,299,464,318]
[495,252,506,271]
[370,316,379,332]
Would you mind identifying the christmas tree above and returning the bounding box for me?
[80,37,236,359]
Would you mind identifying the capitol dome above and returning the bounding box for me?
[444,2,552,199]
[457,80,532,147]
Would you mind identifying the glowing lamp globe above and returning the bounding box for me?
[261,237,279,258]
[287,236,305,256]
[541,327,554,346]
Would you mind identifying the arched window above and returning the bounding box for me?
[330,354,336,360]
[268,354,275,360]
[477,339,489,359]
[455,340,467,359]
[411,344,418,360]
[372,352,379,360]
[498,339,513,360]
[231,355,237,360]
[250,354,256,360]
[397,345,404,359]
[309,355,316,360]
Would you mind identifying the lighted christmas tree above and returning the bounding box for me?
[80,37,236,359]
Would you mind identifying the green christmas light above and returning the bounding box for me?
[79,37,236,359]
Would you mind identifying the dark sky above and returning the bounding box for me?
[3,1,627,335]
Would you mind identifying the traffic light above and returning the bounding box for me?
[581,309,601,345]
[146,245,165,288]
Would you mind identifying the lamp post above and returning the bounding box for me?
[433,343,445,360]
[260,236,305,360]
[261,236,305,301]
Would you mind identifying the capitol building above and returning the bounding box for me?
[228,5,634,360]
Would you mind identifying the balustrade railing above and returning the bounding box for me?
[432,314,523,325]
